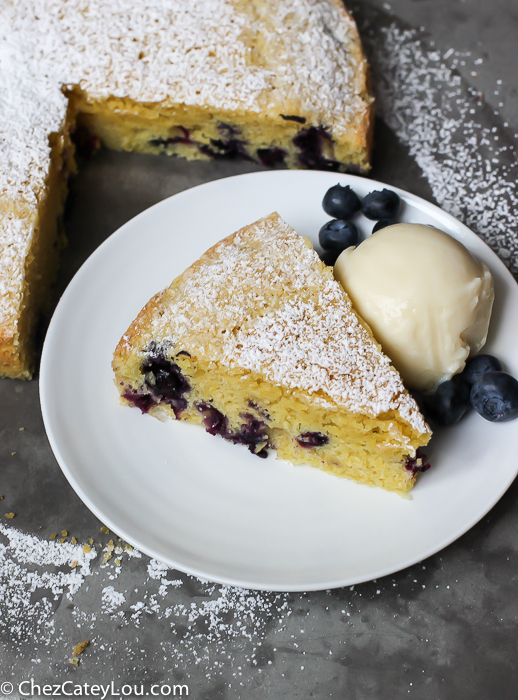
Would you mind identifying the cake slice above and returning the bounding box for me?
[1,0,374,378]
[113,213,431,494]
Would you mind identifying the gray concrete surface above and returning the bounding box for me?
[367,0,518,132]
[1,1,518,698]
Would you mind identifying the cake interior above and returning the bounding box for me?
[71,91,369,173]
[116,344,430,495]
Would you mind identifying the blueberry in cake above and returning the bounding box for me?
[113,213,431,495]
[0,0,374,378]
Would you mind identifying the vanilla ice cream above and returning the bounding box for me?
[334,223,494,392]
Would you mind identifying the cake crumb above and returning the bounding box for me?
[100,526,110,535]
[70,640,90,668]
[49,533,57,540]
[4,513,15,519]
[71,536,77,544]
[71,561,78,568]
[83,544,92,554]
[73,640,90,656]
[11,452,16,456]
[61,530,68,537]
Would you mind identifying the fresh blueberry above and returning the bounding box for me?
[462,354,503,385]
[319,249,341,267]
[319,219,359,252]
[426,375,471,426]
[322,184,361,220]
[410,390,430,421]
[470,372,518,422]
[372,218,397,233]
[362,189,401,220]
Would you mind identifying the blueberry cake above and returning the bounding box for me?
[0,0,374,378]
[113,214,431,495]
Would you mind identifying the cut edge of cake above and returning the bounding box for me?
[0,111,77,379]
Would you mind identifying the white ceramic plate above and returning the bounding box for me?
[40,170,518,591]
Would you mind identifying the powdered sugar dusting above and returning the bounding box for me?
[366,23,518,279]
[0,0,366,200]
[0,523,96,645]
[0,523,291,677]
[0,211,33,332]
[140,213,428,434]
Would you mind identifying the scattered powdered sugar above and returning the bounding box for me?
[147,558,183,596]
[0,523,96,646]
[0,523,293,678]
[364,23,518,280]
[100,586,126,614]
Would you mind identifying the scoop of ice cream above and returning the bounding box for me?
[334,223,494,393]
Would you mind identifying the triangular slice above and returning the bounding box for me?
[113,213,431,494]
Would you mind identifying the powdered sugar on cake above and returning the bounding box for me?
[143,214,429,434]
[0,0,368,330]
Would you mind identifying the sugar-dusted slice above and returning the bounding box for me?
[113,213,431,494]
